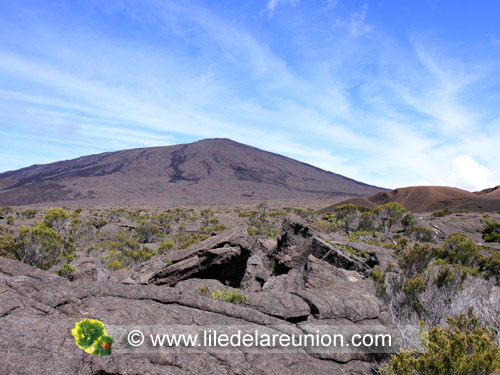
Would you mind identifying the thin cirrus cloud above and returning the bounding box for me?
[265,0,299,15]
[0,0,499,190]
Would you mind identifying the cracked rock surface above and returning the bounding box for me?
[0,220,398,375]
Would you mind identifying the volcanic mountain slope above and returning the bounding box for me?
[320,185,500,213]
[0,138,384,206]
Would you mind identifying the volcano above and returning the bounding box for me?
[0,138,384,206]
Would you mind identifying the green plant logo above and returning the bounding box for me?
[71,318,114,356]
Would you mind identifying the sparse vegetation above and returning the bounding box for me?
[373,202,406,235]
[371,265,386,295]
[483,222,500,243]
[56,263,75,278]
[17,221,74,270]
[431,207,471,219]
[0,206,14,217]
[197,284,248,304]
[43,208,70,233]
[158,241,174,254]
[133,221,163,243]
[381,310,500,375]
[210,288,248,304]
[1,200,500,373]
[0,235,17,260]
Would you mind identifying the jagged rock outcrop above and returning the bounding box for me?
[131,226,255,286]
[273,220,371,274]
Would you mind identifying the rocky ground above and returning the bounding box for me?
[1,203,500,374]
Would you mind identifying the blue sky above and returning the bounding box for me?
[1,0,499,191]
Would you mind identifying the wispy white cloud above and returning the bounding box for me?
[349,5,372,37]
[265,0,299,15]
[326,0,339,9]
[330,4,372,38]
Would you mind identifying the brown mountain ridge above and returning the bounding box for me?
[320,185,500,213]
[0,138,384,206]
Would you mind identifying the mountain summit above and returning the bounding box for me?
[0,138,384,206]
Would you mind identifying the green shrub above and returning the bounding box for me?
[150,212,173,233]
[197,284,210,296]
[358,211,376,232]
[431,207,452,218]
[483,222,500,243]
[56,264,75,278]
[348,230,383,246]
[0,235,17,260]
[433,264,467,289]
[341,244,370,259]
[6,216,14,225]
[402,273,426,295]
[371,266,386,295]
[373,202,406,235]
[0,206,13,217]
[92,218,108,230]
[398,243,435,277]
[43,208,71,232]
[107,259,124,270]
[401,213,417,230]
[436,233,480,268]
[211,288,248,304]
[93,232,156,269]
[17,222,74,270]
[293,208,309,218]
[313,216,339,233]
[269,209,287,218]
[402,273,426,313]
[106,208,125,222]
[485,250,500,277]
[133,221,162,243]
[381,310,500,375]
[158,241,174,254]
[20,209,38,219]
[405,225,435,243]
[174,231,209,249]
[334,204,361,235]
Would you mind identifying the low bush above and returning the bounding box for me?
[56,264,75,278]
[405,225,435,243]
[485,250,500,277]
[381,310,500,375]
[483,222,500,243]
[17,222,74,270]
[210,288,248,304]
[158,241,174,254]
[0,206,13,217]
[371,266,386,295]
[431,207,452,218]
[397,243,435,278]
[43,208,70,232]
[19,209,38,219]
[133,221,162,243]
[436,233,480,268]
[0,235,17,260]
